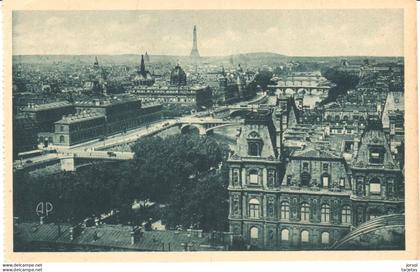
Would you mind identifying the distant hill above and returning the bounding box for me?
[12,53,403,66]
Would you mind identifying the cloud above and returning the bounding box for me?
[12,10,404,56]
[45,16,65,26]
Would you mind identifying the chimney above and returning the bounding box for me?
[69,224,82,241]
[353,138,360,155]
[69,226,75,241]
[93,231,99,241]
[223,232,234,247]
[57,223,62,237]
[130,226,141,245]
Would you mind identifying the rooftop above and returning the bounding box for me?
[22,101,72,112]
[14,222,226,252]
[291,146,342,160]
[74,96,141,107]
[55,112,104,125]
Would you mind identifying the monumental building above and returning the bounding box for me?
[227,106,404,250]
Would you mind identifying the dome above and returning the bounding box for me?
[170,64,187,86]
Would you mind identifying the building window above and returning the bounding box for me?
[340,178,345,187]
[286,175,292,185]
[369,178,381,194]
[322,173,330,188]
[232,196,240,215]
[301,172,311,187]
[301,203,310,222]
[281,229,289,241]
[249,198,260,218]
[267,169,275,187]
[344,141,353,153]
[60,125,64,132]
[303,162,309,171]
[301,230,309,243]
[249,169,259,185]
[250,227,259,240]
[232,169,240,185]
[248,142,261,156]
[323,163,329,172]
[341,206,352,224]
[269,230,274,240]
[267,199,275,217]
[280,202,290,220]
[387,179,395,196]
[321,204,330,223]
[356,177,365,196]
[59,135,65,143]
[321,232,330,244]
[369,146,385,164]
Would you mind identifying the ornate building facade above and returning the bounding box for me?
[227,109,404,250]
[130,63,212,110]
[132,55,155,87]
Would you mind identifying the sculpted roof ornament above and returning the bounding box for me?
[385,162,396,169]
[372,136,380,143]
[231,153,240,160]
[247,131,261,139]
[356,161,365,168]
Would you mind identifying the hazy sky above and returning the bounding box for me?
[13,10,403,57]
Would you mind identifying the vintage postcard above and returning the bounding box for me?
[3,0,419,263]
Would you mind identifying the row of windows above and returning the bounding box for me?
[232,168,276,186]
[286,172,346,188]
[355,177,396,196]
[249,227,331,244]
[247,199,352,224]
[325,115,367,122]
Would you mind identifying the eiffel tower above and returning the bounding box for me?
[190,25,200,59]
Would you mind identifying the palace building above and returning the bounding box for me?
[129,63,212,110]
[226,108,404,250]
[50,95,162,147]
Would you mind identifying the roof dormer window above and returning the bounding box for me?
[247,131,263,157]
[369,146,385,164]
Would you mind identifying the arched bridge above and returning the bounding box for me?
[268,76,334,95]
[179,117,244,135]
[331,214,405,250]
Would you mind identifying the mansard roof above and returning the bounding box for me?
[351,123,399,171]
[291,146,342,160]
[233,110,278,159]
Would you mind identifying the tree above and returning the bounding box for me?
[253,69,274,91]
[13,134,230,231]
[321,67,359,105]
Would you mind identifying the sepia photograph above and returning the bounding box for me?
[7,3,415,258]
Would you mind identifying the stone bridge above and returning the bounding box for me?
[331,214,405,250]
[179,117,243,135]
[58,150,134,171]
[267,76,334,96]
[14,150,134,173]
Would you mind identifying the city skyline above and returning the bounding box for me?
[13,10,403,57]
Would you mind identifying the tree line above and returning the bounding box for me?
[13,134,230,231]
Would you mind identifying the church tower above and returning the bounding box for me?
[190,25,200,59]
